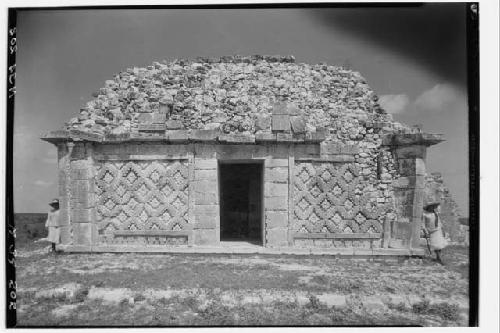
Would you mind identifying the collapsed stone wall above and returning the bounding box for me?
[424,172,467,244]
[65,55,414,143]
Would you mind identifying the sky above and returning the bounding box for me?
[13,4,469,214]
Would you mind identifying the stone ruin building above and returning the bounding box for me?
[41,55,444,255]
[424,172,468,245]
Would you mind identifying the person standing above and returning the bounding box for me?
[422,201,448,265]
[45,198,61,254]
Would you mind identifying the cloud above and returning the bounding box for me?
[34,180,53,187]
[414,84,466,113]
[378,94,410,114]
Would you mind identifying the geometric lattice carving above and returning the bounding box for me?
[293,162,382,234]
[94,160,189,244]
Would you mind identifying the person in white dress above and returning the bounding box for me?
[45,198,61,254]
[422,201,448,265]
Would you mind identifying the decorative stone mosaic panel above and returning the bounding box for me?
[293,162,382,234]
[94,160,189,244]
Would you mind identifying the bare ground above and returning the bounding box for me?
[14,241,469,327]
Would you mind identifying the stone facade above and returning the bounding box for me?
[424,172,467,244]
[42,55,444,254]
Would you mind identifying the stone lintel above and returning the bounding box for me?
[218,134,256,143]
[40,130,72,144]
[295,156,355,163]
[189,129,220,142]
[382,133,445,147]
[69,129,104,142]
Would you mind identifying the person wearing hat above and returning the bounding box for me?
[45,198,61,254]
[422,201,448,265]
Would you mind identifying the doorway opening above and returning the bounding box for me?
[219,161,263,245]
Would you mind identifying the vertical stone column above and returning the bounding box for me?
[57,142,72,244]
[264,157,289,248]
[69,141,97,247]
[192,158,220,245]
[394,145,427,248]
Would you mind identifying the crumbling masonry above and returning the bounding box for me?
[42,55,444,255]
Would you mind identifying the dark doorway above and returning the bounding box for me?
[219,161,263,244]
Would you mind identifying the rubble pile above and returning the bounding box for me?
[64,55,413,142]
[424,172,467,244]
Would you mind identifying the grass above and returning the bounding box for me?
[14,234,469,327]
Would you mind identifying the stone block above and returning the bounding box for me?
[264,167,288,183]
[166,130,189,141]
[72,223,96,245]
[264,183,288,197]
[264,196,288,211]
[265,211,288,228]
[194,205,219,218]
[394,145,426,159]
[194,159,218,170]
[317,294,347,308]
[321,142,341,155]
[190,130,219,141]
[415,158,426,176]
[194,191,218,205]
[70,168,91,180]
[272,102,288,115]
[152,112,166,123]
[59,225,72,244]
[305,131,326,142]
[71,192,95,210]
[340,144,360,155]
[276,133,293,142]
[137,113,153,124]
[194,169,218,180]
[194,228,219,245]
[193,180,218,194]
[272,115,290,132]
[290,116,306,133]
[265,159,288,168]
[71,179,95,195]
[166,120,183,130]
[71,208,96,223]
[255,114,271,131]
[69,129,103,142]
[255,133,276,142]
[266,228,288,247]
[195,216,218,229]
[294,144,320,158]
[138,123,166,132]
[398,158,416,176]
[363,296,387,312]
[219,134,255,143]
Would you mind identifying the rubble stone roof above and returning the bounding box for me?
[59,55,417,143]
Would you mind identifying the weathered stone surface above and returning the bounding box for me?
[272,115,290,132]
[255,133,276,142]
[264,183,288,197]
[194,169,218,180]
[265,159,288,168]
[264,167,288,183]
[255,114,271,131]
[70,208,95,223]
[190,130,219,141]
[266,228,288,247]
[317,294,347,308]
[264,196,288,211]
[194,229,219,245]
[166,120,183,130]
[266,211,288,228]
[290,116,306,133]
[166,130,189,141]
[72,223,96,245]
[194,159,217,170]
